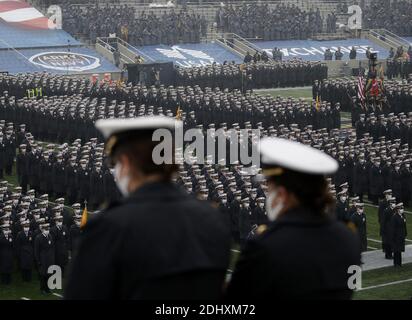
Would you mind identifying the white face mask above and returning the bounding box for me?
[43,230,49,237]
[340,196,347,202]
[390,203,396,209]
[23,227,29,232]
[266,190,284,222]
[114,162,130,197]
[57,222,63,227]
[399,209,404,214]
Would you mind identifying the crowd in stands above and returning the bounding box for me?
[215,3,323,40]
[62,4,206,46]
[363,0,412,36]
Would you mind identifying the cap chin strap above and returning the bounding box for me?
[262,167,284,177]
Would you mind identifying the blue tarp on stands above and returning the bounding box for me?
[133,39,391,66]
[133,43,242,67]
[0,22,80,49]
[0,47,120,74]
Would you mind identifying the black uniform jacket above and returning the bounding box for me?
[65,182,231,300]
[226,207,361,299]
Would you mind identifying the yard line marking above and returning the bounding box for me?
[227,269,233,273]
[364,202,412,215]
[231,249,240,253]
[21,297,30,300]
[52,293,63,298]
[357,278,412,291]
[367,246,378,250]
[368,238,382,243]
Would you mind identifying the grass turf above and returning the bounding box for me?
[0,270,63,300]
[354,263,412,300]
[256,87,313,100]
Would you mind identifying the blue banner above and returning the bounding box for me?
[253,39,390,61]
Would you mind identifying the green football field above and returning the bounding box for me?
[1,89,411,300]
[256,86,314,100]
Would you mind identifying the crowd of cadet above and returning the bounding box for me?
[174,60,327,90]
[313,77,412,123]
[0,73,341,147]
[2,117,409,281]
[0,182,83,293]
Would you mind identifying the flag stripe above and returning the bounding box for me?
[0,7,43,22]
[0,0,50,29]
[357,72,365,106]
[8,17,50,29]
[0,1,30,13]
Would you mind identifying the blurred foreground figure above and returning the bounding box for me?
[65,117,230,299]
[227,138,361,299]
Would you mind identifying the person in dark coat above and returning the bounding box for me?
[0,224,13,285]
[227,138,361,299]
[52,154,66,199]
[16,144,29,193]
[389,203,408,267]
[379,190,392,252]
[239,198,252,246]
[336,191,350,222]
[251,197,268,226]
[229,190,242,242]
[69,216,82,255]
[369,158,384,204]
[349,47,357,60]
[15,220,34,282]
[65,117,231,300]
[51,216,69,275]
[350,203,367,252]
[353,156,368,202]
[383,198,396,259]
[34,223,55,294]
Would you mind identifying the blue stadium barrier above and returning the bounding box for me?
[0,22,80,49]
[132,39,392,66]
[0,47,120,74]
[253,39,390,61]
[133,43,242,67]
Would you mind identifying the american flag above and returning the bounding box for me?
[357,71,365,107]
[0,0,50,29]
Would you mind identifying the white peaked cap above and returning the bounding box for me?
[259,137,338,175]
[95,116,180,139]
